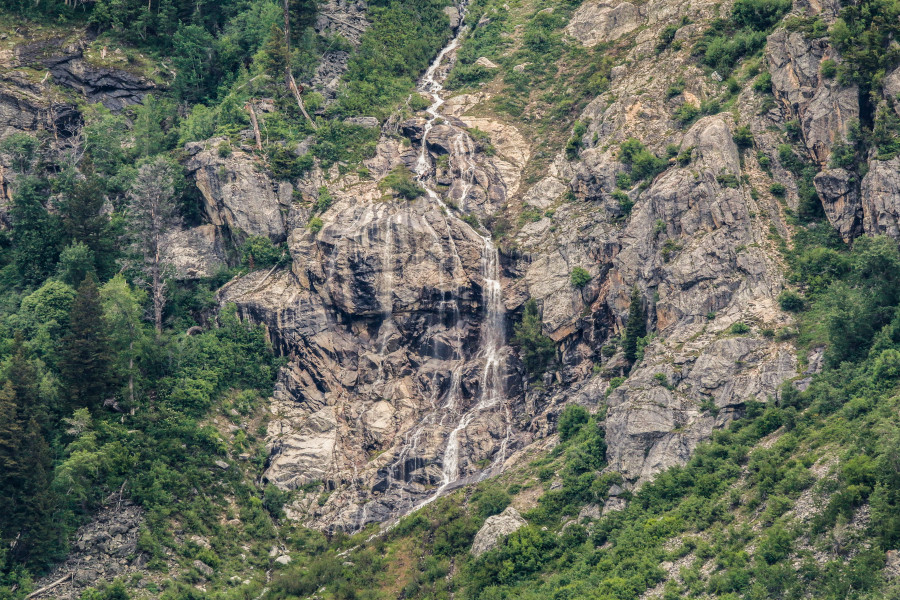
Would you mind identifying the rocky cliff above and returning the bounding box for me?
[182,0,843,530]
[1,0,888,540]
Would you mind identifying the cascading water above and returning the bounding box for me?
[411,2,510,507]
[353,3,511,525]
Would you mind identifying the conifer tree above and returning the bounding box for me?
[59,274,113,412]
[127,157,180,333]
[512,299,556,377]
[623,286,646,365]
[0,382,22,495]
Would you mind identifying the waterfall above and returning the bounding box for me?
[354,2,510,526]
[410,1,509,508]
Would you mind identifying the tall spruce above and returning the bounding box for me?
[623,286,646,365]
[59,274,113,412]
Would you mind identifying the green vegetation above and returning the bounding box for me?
[623,287,647,365]
[379,165,426,199]
[570,267,592,288]
[512,299,556,379]
[693,0,791,75]
[619,138,666,183]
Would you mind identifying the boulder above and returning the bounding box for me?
[471,507,527,556]
[474,57,499,69]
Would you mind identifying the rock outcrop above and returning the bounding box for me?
[767,29,858,166]
[186,139,290,242]
[162,225,229,280]
[44,53,156,111]
[814,168,861,241]
[861,156,900,240]
[566,1,643,46]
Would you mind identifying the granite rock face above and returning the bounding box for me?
[162,225,229,280]
[185,139,289,243]
[814,168,861,242]
[211,1,812,530]
[861,156,900,240]
[566,1,643,46]
[767,29,858,166]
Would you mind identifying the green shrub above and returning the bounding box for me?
[379,165,425,199]
[666,77,686,99]
[673,102,700,127]
[570,267,592,288]
[558,404,590,441]
[512,299,556,378]
[657,24,679,52]
[241,236,284,269]
[308,216,324,233]
[778,290,805,312]
[729,321,751,334]
[566,120,589,159]
[820,59,837,78]
[620,138,666,181]
[474,487,511,518]
[268,146,314,180]
[733,125,754,148]
[770,182,787,196]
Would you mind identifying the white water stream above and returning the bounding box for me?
[408,3,511,508]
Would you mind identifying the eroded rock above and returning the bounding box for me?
[186,140,288,242]
[566,1,642,46]
[767,29,858,165]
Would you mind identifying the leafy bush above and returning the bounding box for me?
[570,267,591,288]
[657,24,679,52]
[673,102,700,127]
[241,236,285,269]
[733,125,755,148]
[379,165,425,199]
[620,138,666,181]
[565,120,589,160]
[729,321,751,334]
[778,290,805,312]
[558,404,590,441]
[269,146,314,181]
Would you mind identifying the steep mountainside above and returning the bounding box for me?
[3,0,900,598]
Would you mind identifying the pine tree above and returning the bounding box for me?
[0,382,22,502]
[59,274,114,412]
[6,334,42,422]
[10,416,62,567]
[58,176,117,279]
[127,157,180,333]
[10,176,62,286]
[623,286,646,365]
[290,0,318,37]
